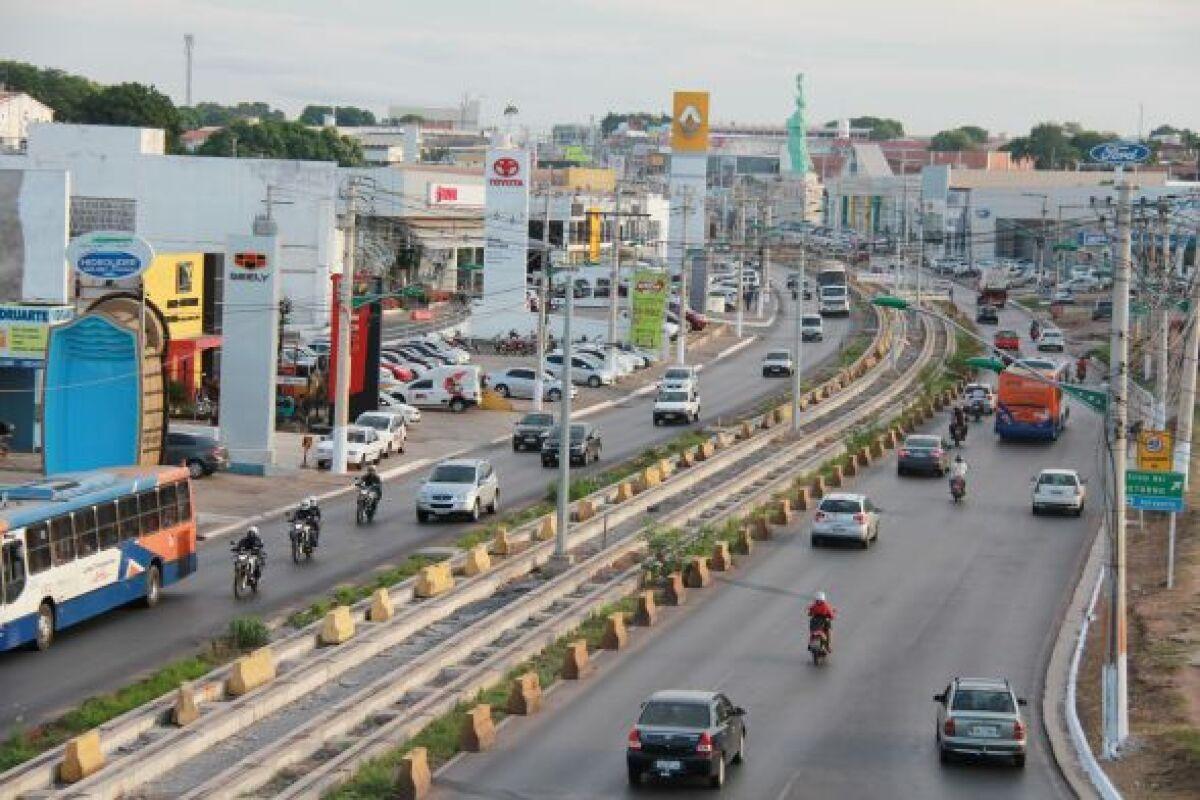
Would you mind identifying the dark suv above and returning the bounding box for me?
[512,412,555,452]
[541,423,602,467]
[164,431,228,478]
[626,689,747,788]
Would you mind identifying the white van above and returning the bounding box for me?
[394,365,482,412]
[819,285,851,317]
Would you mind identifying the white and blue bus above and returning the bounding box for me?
[0,466,197,652]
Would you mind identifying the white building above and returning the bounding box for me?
[0,92,54,153]
[0,123,341,326]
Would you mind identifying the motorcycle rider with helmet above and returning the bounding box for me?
[949,454,969,498]
[232,525,266,581]
[808,591,837,652]
[355,466,383,510]
[293,496,322,546]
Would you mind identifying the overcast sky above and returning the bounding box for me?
[4,0,1197,136]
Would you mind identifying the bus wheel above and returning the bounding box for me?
[144,564,162,608]
[35,602,55,651]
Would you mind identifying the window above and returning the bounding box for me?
[50,515,75,565]
[3,542,27,604]
[511,369,533,380]
[159,483,179,528]
[96,501,119,548]
[74,507,99,557]
[175,261,194,293]
[25,524,51,574]
[118,496,141,540]
[138,490,160,535]
[951,689,1015,713]
[175,482,192,520]
[819,498,863,514]
[638,701,711,728]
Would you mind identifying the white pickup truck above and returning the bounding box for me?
[653,387,700,425]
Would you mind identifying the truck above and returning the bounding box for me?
[653,386,700,425]
[976,268,1009,307]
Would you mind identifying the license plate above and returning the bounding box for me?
[654,759,682,772]
[971,725,1000,738]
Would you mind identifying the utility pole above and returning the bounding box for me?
[762,204,773,321]
[792,189,807,434]
[1155,201,1171,429]
[676,186,690,366]
[1170,214,1200,589]
[331,179,357,475]
[183,34,194,107]
[607,178,622,375]
[917,196,926,307]
[736,190,746,338]
[533,191,551,412]
[553,255,574,571]
[1103,177,1133,758]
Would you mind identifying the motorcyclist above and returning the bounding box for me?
[1076,356,1088,383]
[949,455,968,495]
[233,525,266,580]
[355,466,382,505]
[1030,319,1041,341]
[293,496,322,546]
[807,591,836,651]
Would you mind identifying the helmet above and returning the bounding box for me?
[955,454,964,462]
[306,495,317,506]
[814,591,827,603]
[300,498,312,510]
[367,465,377,476]
[247,526,260,537]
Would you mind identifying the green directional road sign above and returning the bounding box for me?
[1126,470,1185,512]
[1063,384,1109,414]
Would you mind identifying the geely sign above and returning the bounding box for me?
[67,231,155,281]
[1088,141,1151,165]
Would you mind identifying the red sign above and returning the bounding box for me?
[233,252,268,269]
[327,275,369,400]
[435,186,459,202]
[488,156,524,187]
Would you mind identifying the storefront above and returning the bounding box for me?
[0,303,74,452]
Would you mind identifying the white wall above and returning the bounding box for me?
[0,167,70,303]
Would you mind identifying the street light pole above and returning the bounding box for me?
[1170,227,1200,588]
[1103,177,1133,758]
[331,179,357,475]
[554,255,574,569]
[676,186,690,366]
[792,197,807,434]
[608,178,622,375]
[533,191,552,412]
[736,189,746,338]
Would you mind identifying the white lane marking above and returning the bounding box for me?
[775,768,804,800]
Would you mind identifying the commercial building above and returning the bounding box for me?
[142,251,221,401]
[0,91,54,153]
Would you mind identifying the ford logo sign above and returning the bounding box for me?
[76,251,146,280]
[1089,141,1151,165]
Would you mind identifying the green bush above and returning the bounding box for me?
[229,616,270,650]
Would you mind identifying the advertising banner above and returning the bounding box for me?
[1137,429,1173,472]
[671,91,710,153]
[427,183,485,208]
[479,148,531,335]
[631,269,669,350]
[588,208,602,263]
[0,304,73,367]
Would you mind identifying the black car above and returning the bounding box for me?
[164,431,228,478]
[1092,299,1112,321]
[897,434,950,477]
[512,412,555,452]
[975,304,999,325]
[627,689,747,789]
[541,423,602,467]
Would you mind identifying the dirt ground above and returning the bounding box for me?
[1077,489,1200,798]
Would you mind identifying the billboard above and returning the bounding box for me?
[479,148,531,335]
[671,91,710,153]
[0,304,74,367]
[218,234,281,474]
[427,183,485,208]
[631,269,669,350]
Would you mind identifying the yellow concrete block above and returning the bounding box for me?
[792,484,812,510]
[633,590,658,626]
[490,526,514,556]
[319,605,356,646]
[226,647,276,697]
[562,639,592,679]
[173,681,199,726]
[601,612,628,650]
[463,544,491,577]
[479,389,514,411]
[737,421,754,440]
[684,556,712,588]
[697,441,717,460]
[658,457,675,479]
[536,516,556,542]
[665,571,687,605]
[393,746,431,799]
[573,498,596,523]
[508,672,543,715]
[732,527,754,555]
[60,730,104,784]
[828,464,845,488]
[614,481,636,502]
[460,705,496,752]
[415,561,454,598]
[368,588,394,622]
[711,541,733,571]
[636,465,662,492]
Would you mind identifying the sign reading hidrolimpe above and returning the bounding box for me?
[66,231,156,281]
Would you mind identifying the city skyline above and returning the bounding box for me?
[4,0,1197,136]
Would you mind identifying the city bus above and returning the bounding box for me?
[994,361,1070,441]
[0,465,197,652]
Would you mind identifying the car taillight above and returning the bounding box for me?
[853,513,866,523]
[899,449,910,457]
[932,449,944,458]
[696,731,714,756]
[627,728,642,750]
[1012,719,1025,740]
[815,511,826,521]
[943,718,956,736]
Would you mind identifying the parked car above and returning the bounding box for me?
[512,411,556,452]
[487,367,574,401]
[811,492,880,548]
[964,383,996,414]
[975,305,999,325]
[1091,299,1113,321]
[993,329,1021,352]
[1037,328,1066,352]
[315,425,384,470]
[626,689,747,789]
[801,314,824,342]
[934,677,1028,767]
[545,353,617,388]
[1064,275,1101,293]
[415,458,499,523]
[377,393,422,424]
[164,430,228,478]
[897,434,950,477]
[1031,468,1086,516]
[1051,287,1075,304]
[354,411,407,456]
[541,423,603,467]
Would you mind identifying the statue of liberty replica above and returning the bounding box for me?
[783,73,815,224]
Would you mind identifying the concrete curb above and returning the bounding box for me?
[1043,520,1122,799]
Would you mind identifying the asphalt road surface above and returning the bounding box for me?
[434,303,1097,800]
[0,293,852,730]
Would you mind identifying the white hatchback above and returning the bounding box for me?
[1032,469,1086,516]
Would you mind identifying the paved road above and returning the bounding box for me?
[0,293,851,730]
[434,303,1099,799]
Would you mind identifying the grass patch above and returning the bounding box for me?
[229,615,271,650]
[287,555,438,628]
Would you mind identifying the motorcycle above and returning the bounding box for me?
[356,485,380,525]
[949,475,966,503]
[808,617,831,665]
[232,546,262,598]
[288,516,316,563]
[969,402,983,423]
[949,421,968,448]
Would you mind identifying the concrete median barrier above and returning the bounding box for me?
[508,672,542,715]
[562,639,592,679]
[635,465,662,492]
[415,561,454,598]
[60,730,104,784]
[601,612,628,650]
[536,516,556,541]
[657,457,675,479]
[490,526,515,555]
[696,440,717,460]
[664,571,687,605]
[463,544,491,577]
[393,745,431,799]
[856,448,872,468]
[733,526,754,555]
[711,541,733,571]
[573,498,596,523]
[684,556,711,588]
[828,464,845,488]
[319,606,356,646]
[792,483,812,510]
[368,587,394,622]
[226,647,276,697]
[736,421,754,440]
[716,431,736,449]
[843,458,858,477]
[769,499,792,528]
[614,481,636,502]
[810,475,828,498]
[677,448,697,468]
[761,411,775,429]
[460,704,496,752]
[871,436,886,457]
[633,590,658,626]
[172,681,199,726]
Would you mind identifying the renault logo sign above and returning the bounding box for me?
[678,105,703,136]
[671,90,710,153]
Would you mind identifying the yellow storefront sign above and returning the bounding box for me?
[671,91,710,153]
[1137,429,1173,472]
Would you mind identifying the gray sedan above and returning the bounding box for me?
[934,677,1028,767]
[811,492,880,548]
